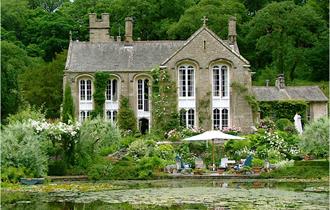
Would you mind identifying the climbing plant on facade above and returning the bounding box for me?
[150,67,179,135]
[92,71,109,117]
[231,81,259,113]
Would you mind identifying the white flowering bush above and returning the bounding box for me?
[222,127,241,135]
[274,160,295,169]
[127,139,149,160]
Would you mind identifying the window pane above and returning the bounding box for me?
[80,80,85,100]
[144,79,149,111]
[180,109,186,127]
[106,110,112,120]
[106,80,112,101]
[213,66,220,97]
[113,111,117,122]
[222,109,228,129]
[179,68,186,97]
[221,66,228,97]
[188,109,194,128]
[112,79,117,101]
[213,108,220,130]
[86,80,92,101]
[187,67,194,97]
[80,111,85,122]
[138,80,143,110]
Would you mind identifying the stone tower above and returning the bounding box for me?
[89,13,112,42]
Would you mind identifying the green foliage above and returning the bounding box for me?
[259,100,308,123]
[92,72,109,118]
[1,121,49,179]
[252,158,264,167]
[231,82,259,113]
[19,51,66,119]
[150,67,179,134]
[1,41,34,122]
[107,158,138,180]
[154,144,175,161]
[168,0,248,40]
[137,156,164,179]
[76,116,121,169]
[87,158,113,180]
[1,167,30,183]
[244,1,328,82]
[6,105,46,124]
[299,117,329,158]
[275,118,296,133]
[117,96,137,132]
[127,139,149,160]
[224,139,251,160]
[62,83,75,123]
[48,159,67,176]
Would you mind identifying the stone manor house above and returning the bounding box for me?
[64,13,328,133]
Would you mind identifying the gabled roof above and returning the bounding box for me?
[252,86,328,102]
[65,40,185,72]
[161,26,250,66]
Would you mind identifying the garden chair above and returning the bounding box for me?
[195,158,205,169]
[234,155,253,170]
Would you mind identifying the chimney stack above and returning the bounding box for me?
[275,74,285,89]
[89,13,112,42]
[125,17,133,44]
[228,16,239,53]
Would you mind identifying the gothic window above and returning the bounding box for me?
[79,79,92,101]
[79,110,91,122]
[213,108,220,129]
[179,108,195,128]
[179,65,194,97]
[180,109,187,127]
[106,110,117,123]
[213,65,228,97]
[106,79,118,101]
[138,79,149,111]
[221,108,229,129]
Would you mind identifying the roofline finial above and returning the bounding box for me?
[201,16,208,26]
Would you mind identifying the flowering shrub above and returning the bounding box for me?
[165,127,203,141]
[258,118,276,131]
[127,139,149,160]
[222,127,241,135]
[154,144,175,161]
[274,160,294,169]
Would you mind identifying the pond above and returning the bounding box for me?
[2,179,329,209]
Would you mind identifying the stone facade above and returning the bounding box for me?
[64,13,328,133]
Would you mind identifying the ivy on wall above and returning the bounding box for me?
[150,67,179,135]
[198,91,211,126]
[117,96,137,132]
[92,71,109,117]
[62,83,75,123]
[259,100,308,123]
[231,81,260,113]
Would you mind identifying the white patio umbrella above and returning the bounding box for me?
[183,130,245,171]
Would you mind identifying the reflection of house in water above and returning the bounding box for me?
[63,13,328,133]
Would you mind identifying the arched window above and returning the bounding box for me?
[179,65,194,97]
[179,108,195,128]
[80,110,91,122]
[106,110,117,123]
[79,79,92,101]
[213,108,220,129]
[222,108,229,129]
[138,79,149,111]
[213,65,228,97]
[106,79,118,101]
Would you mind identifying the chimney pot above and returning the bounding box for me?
[276,74,285,89]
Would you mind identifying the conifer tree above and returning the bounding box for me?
[62,83,74,123]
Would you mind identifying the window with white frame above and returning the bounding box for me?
[221,108,229,129]
[79,79,92,101]
[212,65,228,97]
[213,108,220,129]
[179,108,195,128]
[138,79,149,111]
[106,79,118,101]
[106,110,117,123]
[179,65,194,97]
[80,110,91,122]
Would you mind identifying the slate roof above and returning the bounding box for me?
[65,41,185,72]
[252,86,328,102]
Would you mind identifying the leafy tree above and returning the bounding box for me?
[19,51,66,119]
[1,41,34,122]
[167,0,248,40]
[299,117,329,159]
[28,0,68,12]
[117,97,137,132]
[62,83,75,123]
[243,1,328,82]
